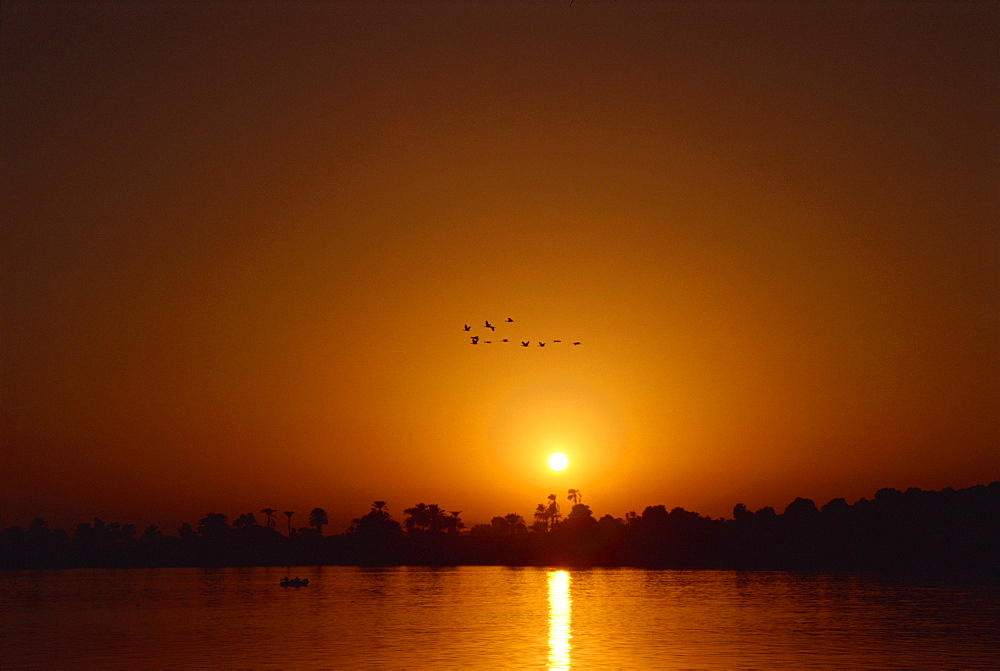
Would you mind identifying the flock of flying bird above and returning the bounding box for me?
[463,318,582,347]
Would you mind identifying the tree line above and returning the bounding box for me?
[1,482,997,573]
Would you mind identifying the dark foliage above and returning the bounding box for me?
[2,483,997,574]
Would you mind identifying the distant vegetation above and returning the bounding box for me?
[2,483,997,574]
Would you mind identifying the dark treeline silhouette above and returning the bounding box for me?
[2,483,997,574]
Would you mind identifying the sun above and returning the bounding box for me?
[548,452,568,471]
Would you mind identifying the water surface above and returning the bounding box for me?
[2,567,997,668]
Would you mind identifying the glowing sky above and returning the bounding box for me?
[3,1,997,532]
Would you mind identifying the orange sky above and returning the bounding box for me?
[3,1,997,534]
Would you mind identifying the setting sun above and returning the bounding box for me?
[548,452,568,471]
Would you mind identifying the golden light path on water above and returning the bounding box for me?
[547,570,572,669]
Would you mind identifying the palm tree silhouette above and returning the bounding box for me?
[233,512,257,530]
[503,513,526,532]
[197,512,230,537]
[534,503,550,532]
[404,503,430,533]
[402,503,453,534]
[309,507,329,536]
[567,489,582,505]
[546,494,562,528]
[260,508,277,530]
[348,501,401,541]
[427,504,448,533]
[448,511,464,534]
[284,510,294,536]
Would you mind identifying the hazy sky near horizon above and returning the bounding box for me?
[3,1,997,533]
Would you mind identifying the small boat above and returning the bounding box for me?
[280,577,309,587]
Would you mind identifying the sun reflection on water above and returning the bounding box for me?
[547,570,572,670]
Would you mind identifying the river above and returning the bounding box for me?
[2,566,997,668]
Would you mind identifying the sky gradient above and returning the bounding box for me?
[3,1,997,533]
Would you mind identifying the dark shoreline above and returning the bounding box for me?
[3,481,997,575]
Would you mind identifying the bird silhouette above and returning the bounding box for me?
[470,336,479,344]
[521,341,530,347]
[538,342,546,347]
[572,342,581,345]
[463,324,471,331]
[505,317,514,322]
[485,320,495,331]
[553,340,561,343]
[484,340,492,344]
[501,339,509,343]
